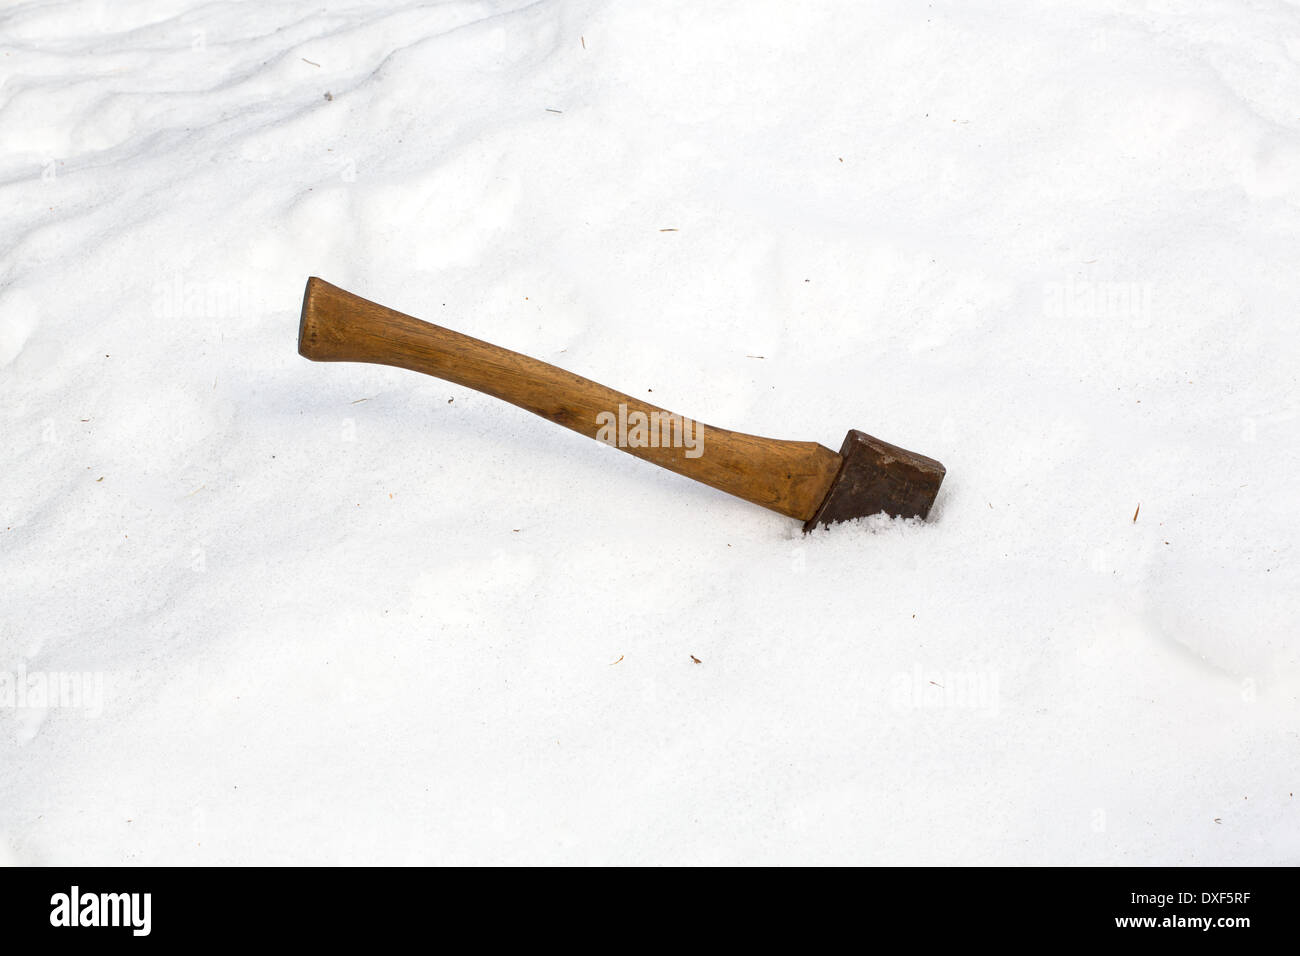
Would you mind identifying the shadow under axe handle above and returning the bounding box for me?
[297,277,842,520]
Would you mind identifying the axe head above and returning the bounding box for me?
[802,430,946,532]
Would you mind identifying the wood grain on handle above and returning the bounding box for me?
[298,277,842,520]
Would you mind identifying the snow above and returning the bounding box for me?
[2,0,1297,865]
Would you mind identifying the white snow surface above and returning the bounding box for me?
[2,0,1298,865]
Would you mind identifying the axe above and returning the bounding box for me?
[298,278,945,531]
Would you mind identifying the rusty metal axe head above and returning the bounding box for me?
[801,430,946,532]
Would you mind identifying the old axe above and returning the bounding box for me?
[298,278,945,531]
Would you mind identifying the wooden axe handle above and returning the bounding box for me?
[298,278,841,520]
